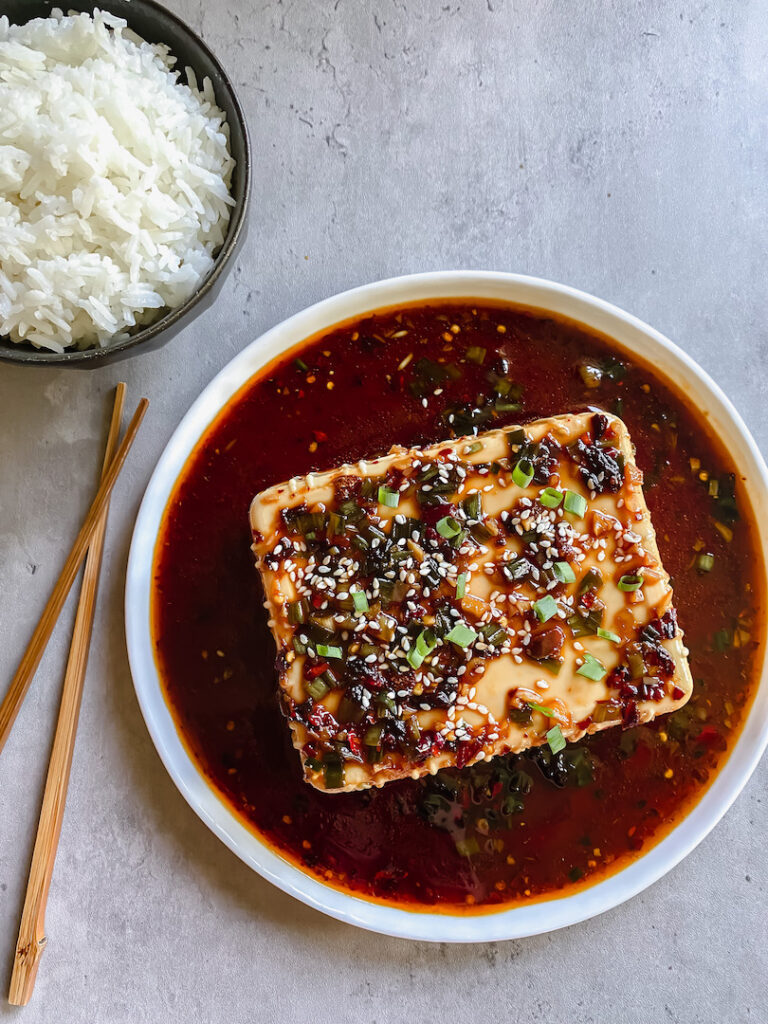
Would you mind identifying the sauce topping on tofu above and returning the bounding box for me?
[153,302,763,910]
[251,413,692,791]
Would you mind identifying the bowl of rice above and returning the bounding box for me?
[0,0,250,366]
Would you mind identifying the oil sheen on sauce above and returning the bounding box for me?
[152,302,763,911]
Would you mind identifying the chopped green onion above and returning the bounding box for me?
[597,627,621,643]
[466,441,482,454]
[466,346,486,364]
[576,652,606,681]
[364,723,384,747]
[416,628,437,657]
[512,458,534,489]
[533,595,558,623]
[568,609,603,637]
[407,630,437,669]
[539,487,563,509]
[469,522,492,543]
[377,692,397,715]
[294,357,308,372]
[456,572,468,599]
[338,691,367,724]
[322,755,344,789]
[406,647,424,669]
[501,557,531,583]
[292,636,307,655]
[306,678,331,700]
[390,516,418,542]
[436,515,462,539]
[563,490,587,518]
[528,701,555,716]
[713,627,732,652]
[593,701,622,723]
[602,358,627,381]
[539,658,563,676]
[553,561,576,584]
[445,623,477,647]
[480,622,507,646]
[328,511,346,536]
[627,649,645,678]
[448,528,468,549]
[462,492,482,519]
[287,509,327,536]
[509,705,533,724]
[352,590,369,614]
[287,599,309,625]
[319,668,339,689]
[316,643,343,659]
[547,725,566,754]
[338,499,365,523]
[578,567,603,594]
[696,552,715,574]
[618,573,644,592]
[378,485,400,508]
[507,427,526,447]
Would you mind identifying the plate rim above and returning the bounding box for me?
[125,270,768,942]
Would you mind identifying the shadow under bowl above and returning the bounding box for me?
[0,0,250,368]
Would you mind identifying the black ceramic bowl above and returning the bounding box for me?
[0,0,250,368]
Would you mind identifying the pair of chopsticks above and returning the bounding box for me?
[2,384,148,1006]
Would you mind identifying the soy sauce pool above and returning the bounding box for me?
[152,302,763,911]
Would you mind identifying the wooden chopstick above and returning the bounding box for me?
[0,393,148,757]
[8,384,127,1007]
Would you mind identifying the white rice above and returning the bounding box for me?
[0,7,235,351]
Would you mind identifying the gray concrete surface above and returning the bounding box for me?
[1,1,767,1021]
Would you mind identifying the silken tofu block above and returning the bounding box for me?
[250,412,693,793]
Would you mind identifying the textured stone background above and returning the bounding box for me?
[1,1,767,1021]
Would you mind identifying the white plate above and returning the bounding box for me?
[125,271,768,941]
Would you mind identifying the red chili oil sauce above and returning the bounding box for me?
[152,302,764,911]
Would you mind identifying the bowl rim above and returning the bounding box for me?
[125,270,768,942]
[0,0,251,367]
